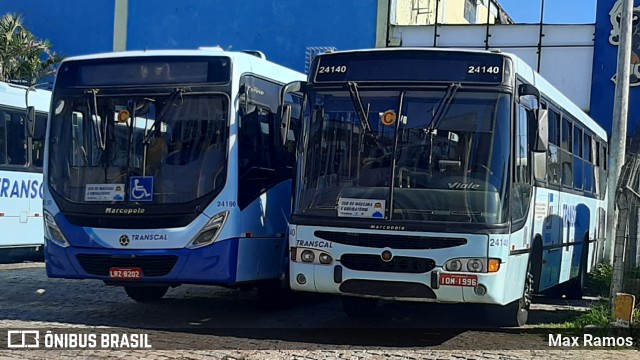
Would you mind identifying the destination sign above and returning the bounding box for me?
[313,50,505,84]
[57,56,231,87]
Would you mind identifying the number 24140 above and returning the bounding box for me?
[489,238,508,247]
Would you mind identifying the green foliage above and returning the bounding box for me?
[586,262,613,297]
[569,303,612,329]
[0,13,62,85]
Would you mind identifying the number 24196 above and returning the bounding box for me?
[216,200,237,207]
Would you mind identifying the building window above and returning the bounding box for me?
[464,0,478,24]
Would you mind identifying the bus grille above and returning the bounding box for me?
[339,279,436,299]
[315,231,466,250]
[76,254,178,277]
[340,254,435,274]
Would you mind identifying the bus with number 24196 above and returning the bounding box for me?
[44,47,305,303]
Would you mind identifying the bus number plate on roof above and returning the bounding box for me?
[440,273,477,287]
[109,267,142,280]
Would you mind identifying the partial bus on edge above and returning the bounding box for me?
[281,48,608,326]
[0,81,51,251]
[44,48,305,302]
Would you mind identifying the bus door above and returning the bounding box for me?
[26,111,47,246]
[0,108,34,247]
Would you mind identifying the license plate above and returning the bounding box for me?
[109,267,142,280]
[439,273,478,287]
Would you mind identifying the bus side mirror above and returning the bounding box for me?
[278,104,292,146]
[278,80,306,146]
[26,106,36,137]
[532,108,548,180]
[519,83,540,99]
[534,108,548,153]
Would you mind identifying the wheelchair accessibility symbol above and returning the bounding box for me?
[130,176,153,202]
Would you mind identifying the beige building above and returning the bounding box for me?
[392,0,513,25]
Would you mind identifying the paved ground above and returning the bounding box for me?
[0,252,637,359]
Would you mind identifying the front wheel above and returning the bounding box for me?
[491,263,533,327]
[124,286,168,302]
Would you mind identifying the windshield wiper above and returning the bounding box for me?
[426,83,461,134]
[142,88,186,144]
[347,81,371,133]
[85,89,106,150]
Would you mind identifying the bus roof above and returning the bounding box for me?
[313,47,607,142]
[59,48,304,84]
[0,81,51,113]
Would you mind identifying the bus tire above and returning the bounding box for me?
[341,296,378,318]
[495,260,533,327]
[257,278,295,310]
[124,286,168,303]
[565,240,588,300]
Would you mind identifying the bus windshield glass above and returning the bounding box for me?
[48,91,228,204]
[296,89,510,224]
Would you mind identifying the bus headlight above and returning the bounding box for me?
[443,258,501,273]
[467,259,484,272]
[300,250,315,263]
[319,253,333,264]
[44,211,70,248]
[292,248,333,265]
[444,259,462,271]
[187,211,228,249]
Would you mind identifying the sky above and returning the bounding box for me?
[499,0,598,24]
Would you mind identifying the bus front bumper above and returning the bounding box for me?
[44,237,240,284]
[289,261,510,305]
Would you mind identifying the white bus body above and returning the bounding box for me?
[0,81,51,249]
[285,48,607,326]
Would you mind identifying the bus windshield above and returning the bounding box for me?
[296,89,510,224]
[48,91,228,204]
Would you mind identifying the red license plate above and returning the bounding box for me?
[109,267,142,280]
[439,273,478,287]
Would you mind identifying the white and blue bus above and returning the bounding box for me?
[43,48,305,302]
[0,81,51,250]
[281,48,608,326]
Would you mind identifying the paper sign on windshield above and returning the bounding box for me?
[338,198,386,218]
[85,184,125,201]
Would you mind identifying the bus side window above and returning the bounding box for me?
[6,111,27,166]
[547,108,561,185]
[573,125,583,190]
[0,111,6,165]
[238,105,278,207]
[32,113,48,167]
[561,117,573,188]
